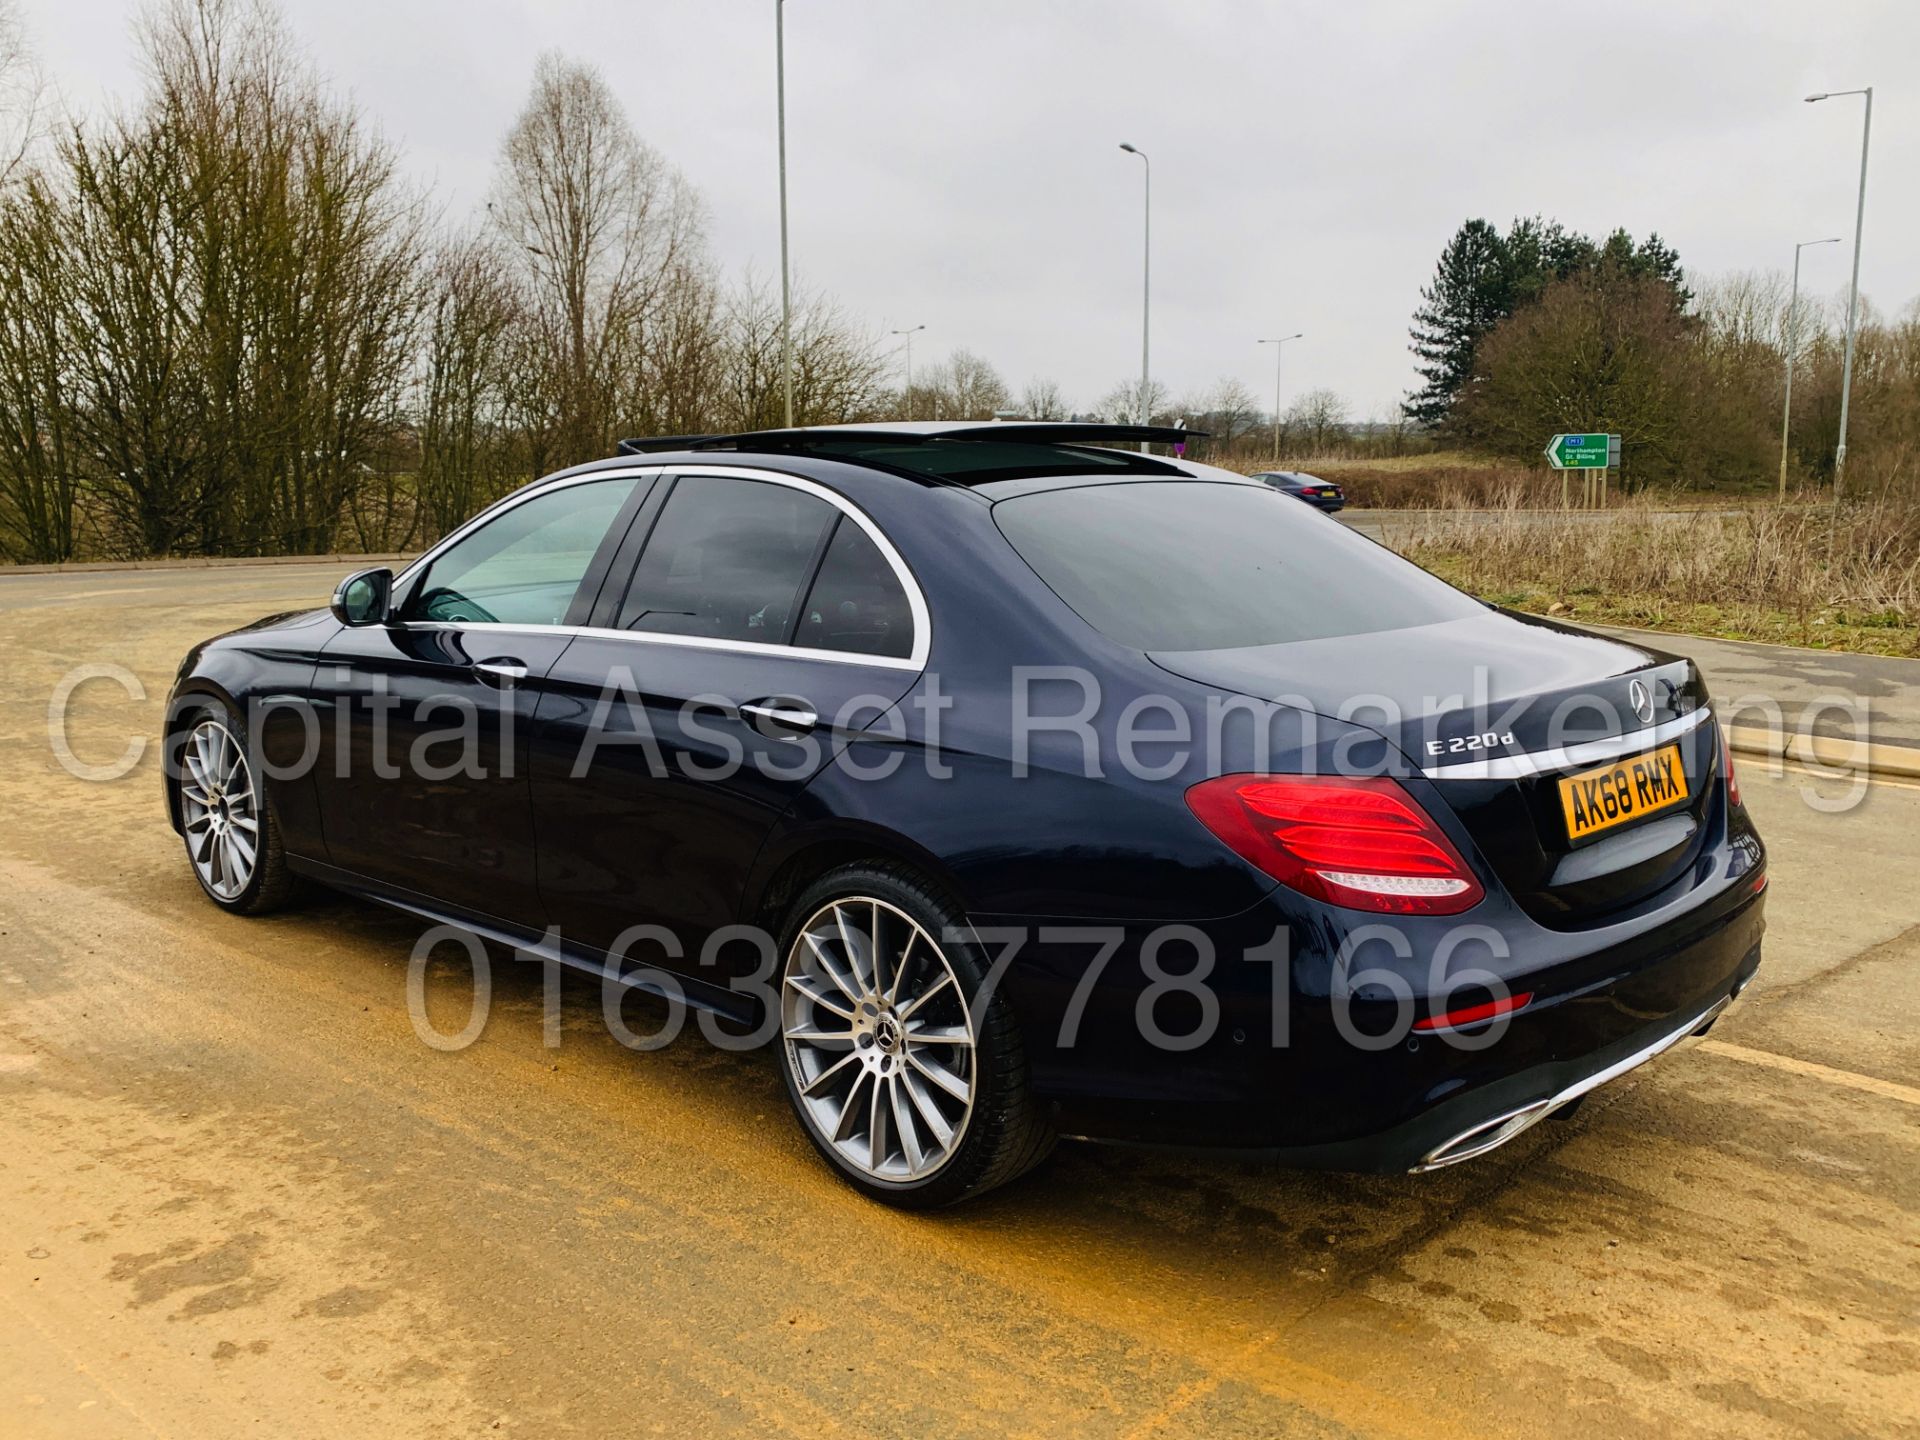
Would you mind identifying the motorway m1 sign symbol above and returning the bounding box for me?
[1545,433,1620,469]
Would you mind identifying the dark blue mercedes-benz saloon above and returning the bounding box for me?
[164,422,1766,1207]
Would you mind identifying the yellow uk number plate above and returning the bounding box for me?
[1557,744,1689,843]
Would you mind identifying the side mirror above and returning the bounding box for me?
[331,567,393,627]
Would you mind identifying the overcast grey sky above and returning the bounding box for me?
[23,0,1919,419]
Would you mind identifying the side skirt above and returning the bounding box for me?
[285,855,761,1027]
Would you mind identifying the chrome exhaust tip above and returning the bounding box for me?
[1408,1098,1560,1172]
[1409,983,1746,1174]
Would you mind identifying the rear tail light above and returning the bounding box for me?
[1720,723,1742,807]
[1185,774,1485,915]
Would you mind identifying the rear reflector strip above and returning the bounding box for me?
[1412,991,1534,1033]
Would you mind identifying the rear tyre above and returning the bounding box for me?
[776,862,1055,1208]
[173,698,297,916]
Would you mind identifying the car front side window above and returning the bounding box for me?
[403,477,641,627]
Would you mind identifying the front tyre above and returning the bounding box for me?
[776,862,1055,1208]
[174,699,296,915]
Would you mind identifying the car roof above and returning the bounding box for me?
[479,433,1261,548]
[497,422,1280,523]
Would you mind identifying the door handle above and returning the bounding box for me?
[741,701,819,735]
[473,658,529,687]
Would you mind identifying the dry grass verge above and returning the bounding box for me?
[1209,452,1542,508]
[1209,455,1762,510]
[1378,489,1920,657]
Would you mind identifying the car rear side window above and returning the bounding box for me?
[794,517,915,659]
[617,476,834,645]
[993,481,1481,651]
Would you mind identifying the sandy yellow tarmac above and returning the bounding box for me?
[1,563,1916,1438]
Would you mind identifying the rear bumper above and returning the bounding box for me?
[1011,873,1765,1171]
[1407,959,1752,1171]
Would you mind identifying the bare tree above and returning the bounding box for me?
[45,0,427,555]
[1096,376,1170,426]
[0,5,68,560]
[1203,376,1260,449]
[1367,406,1418,459]
[58,81,214,555]
[628,254,724,437]
[1285,388,1351,454]
[175,0,422,551]
[1212,377,1259,434]
[491,51,703,471]
[419,230,522,537]
[787,287,889,425]
[712,271,785,430]
[0,174,75,559]
[0,0,44,188]
[939,348,1009,419]
[714,271,888,430]
[1017,377,1067,420]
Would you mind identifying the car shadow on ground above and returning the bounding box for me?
[292,887,1604,1297]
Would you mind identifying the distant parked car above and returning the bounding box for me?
[1252,470,1344,512]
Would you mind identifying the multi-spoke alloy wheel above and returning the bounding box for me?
[179,718,261,902]
[781,896,977,1183]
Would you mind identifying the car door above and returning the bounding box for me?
[528,469,926,976]
[313,472,652,928]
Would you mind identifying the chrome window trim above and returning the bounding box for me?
[390,462,930,671]
[394,619,923,672]
[1422,706,1711,781]
[392,468,651,594]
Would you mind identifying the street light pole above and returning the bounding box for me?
[890,325,924,419]
[1119,143,1150,451]
[1256,333,1303,464]
[1805,87,1872,499]
[1779,238,1840,500]
[776,0,794,428]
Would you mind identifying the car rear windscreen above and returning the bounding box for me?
[993,481,1482,651]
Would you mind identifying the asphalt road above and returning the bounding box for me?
[1592,625,1920,748]
[3,562,1918,1439]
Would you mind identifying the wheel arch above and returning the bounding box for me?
[745,820,970,943]
[161,679,243,834]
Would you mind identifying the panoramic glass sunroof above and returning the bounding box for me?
[788,437,1188,484]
